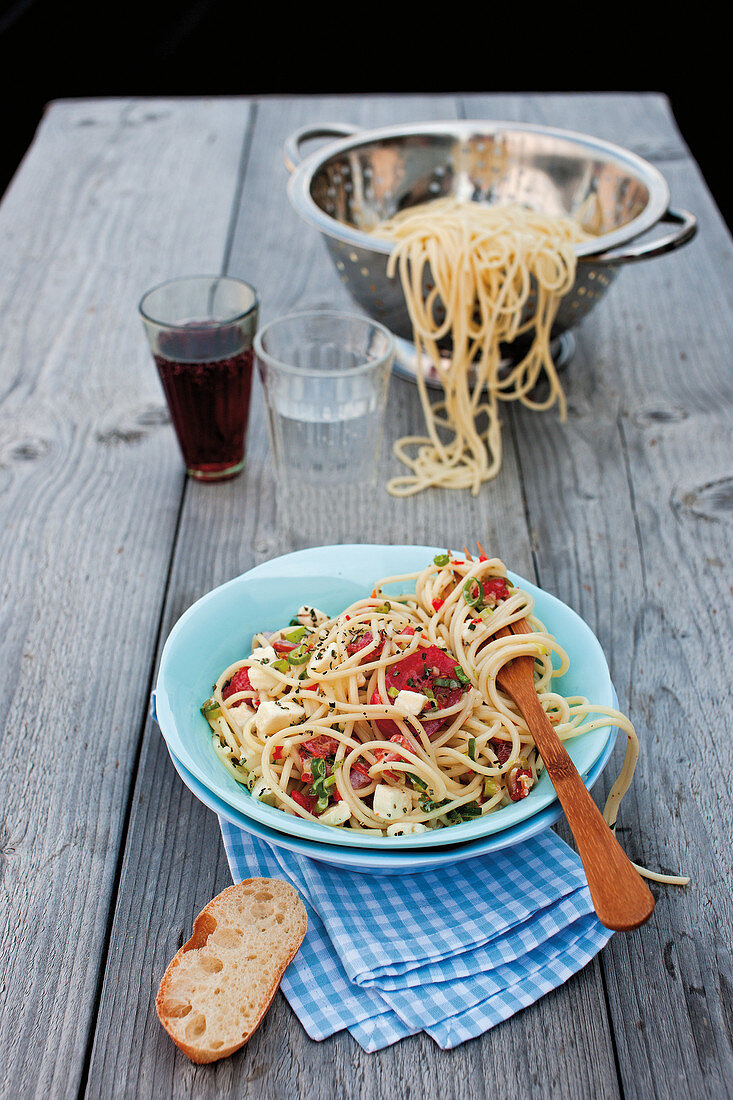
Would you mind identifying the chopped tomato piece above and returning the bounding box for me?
[346,631,379,657]
[507,766,533,801]
[372,644,468,737]
[490,737,512,766]
[373,732,416,777]
[291,789,318,814]
[222,667,254,700]
[302,735,340,758]
[483,576,509,602]
[374,733,415,763]
[272,746,284,762]
[349,761,373,789]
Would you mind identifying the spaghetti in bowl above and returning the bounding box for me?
[154,545,629,850]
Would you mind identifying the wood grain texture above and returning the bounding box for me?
[466,94,733,1098]
[85,94,619,1099]
[0,97,250,1100]
[2,91,730,1100]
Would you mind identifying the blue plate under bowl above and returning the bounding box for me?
[154,544,620,852]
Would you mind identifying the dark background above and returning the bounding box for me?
[0,1,727,231]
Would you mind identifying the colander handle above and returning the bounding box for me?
[580,207,697,266]
[283,123,360,174]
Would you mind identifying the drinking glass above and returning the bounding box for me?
[254,310,394,503]
[139,275,259,481]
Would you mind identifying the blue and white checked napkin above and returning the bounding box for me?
[219,819,614,1051]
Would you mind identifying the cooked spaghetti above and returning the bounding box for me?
[370,199,593,497]
[201,547,687,884]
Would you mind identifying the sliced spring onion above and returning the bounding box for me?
[434,677,461,690]
[287,646,311,666]
[446,801,482,824]
[200,697,221,717]
[462,577,483,607]
[284,625,307,644]
[433,552,450,566]
[407,772,427,790]
[468,738,476,761]
[272,658,290,673]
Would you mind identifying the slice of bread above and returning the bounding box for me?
[156,877,307,1063]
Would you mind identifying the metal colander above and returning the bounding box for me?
[285,120,696,353]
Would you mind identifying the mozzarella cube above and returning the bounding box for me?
[297,605,329,628]
[318,802,352,827]
[255,699,304,738]
[394,689,429,716]
[247,645,280,691]
[372,783,413,821]
[229,704,256,733]
[387,822,428,836]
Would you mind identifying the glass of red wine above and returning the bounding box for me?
[139,275,259,481]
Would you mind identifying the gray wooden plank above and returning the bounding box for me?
[0,97,250,1100]
[86,95,622,1099]
[465,93,733,1098]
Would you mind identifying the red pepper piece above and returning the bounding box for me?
[432,597,445,611]
[272,639,298,655]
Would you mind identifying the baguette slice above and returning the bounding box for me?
[156,877,307,1063]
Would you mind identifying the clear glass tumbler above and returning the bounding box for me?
[139,275,259,481]
[254,310,394,496]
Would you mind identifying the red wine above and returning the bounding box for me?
[154,322,254,480]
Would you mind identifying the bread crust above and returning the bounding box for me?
[156,877,307,1063]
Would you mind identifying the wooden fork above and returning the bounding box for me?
[495,618,655,932]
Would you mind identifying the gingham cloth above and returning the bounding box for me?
[219,819,613,1051]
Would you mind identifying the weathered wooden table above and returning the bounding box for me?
[0,92,731,1099]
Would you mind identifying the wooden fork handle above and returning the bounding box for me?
[510,675,655,931]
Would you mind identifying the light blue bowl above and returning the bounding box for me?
[166,724,617,874]
[154,544,619,851]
